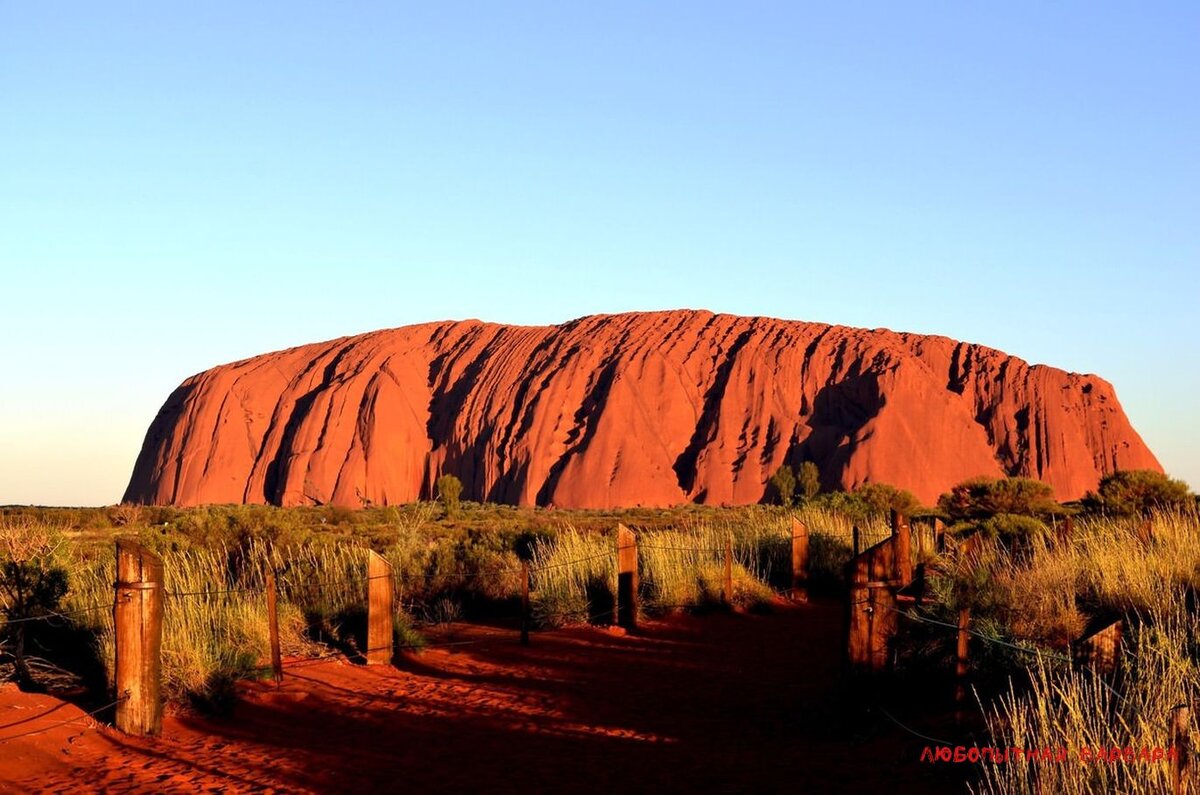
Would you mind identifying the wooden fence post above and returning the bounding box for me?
[933,518,946,554]
[266,571,283,685]
[520,561,531,646]
[846,555,870,672]
[616,524,638,630]
[955,606,971,726]
[723,536,734,606]
[367,551,394,665]
[891,511,912,587]
[852,525,861,557]
[791,517,809,602]
[1172,703,1192,795]
[1072,619,1123,675]
[114,540,164,736]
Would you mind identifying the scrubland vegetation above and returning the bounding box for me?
[0,497,892,706]
[1,469,1197,793]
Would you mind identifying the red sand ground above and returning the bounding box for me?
[1,601,968,794]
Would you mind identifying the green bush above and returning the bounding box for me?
[938,476,1061,521]
[0,518,69,688]
[805,482,922,520]
[852,482,922,517]
[435,474,463,516]
[1083,469,1193,516]
[767,465,796,507]
[796,462,821,504]
[976,512,1048,539]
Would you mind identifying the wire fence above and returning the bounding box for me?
[4,517,1099,745]
[0,531,787,694]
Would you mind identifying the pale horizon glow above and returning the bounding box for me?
[1,2,1196,505]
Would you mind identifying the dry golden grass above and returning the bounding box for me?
[969,509,1200,794]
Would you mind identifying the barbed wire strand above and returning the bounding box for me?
[876,705,957,747]
[0,695,127,744]
[0,603,112,627]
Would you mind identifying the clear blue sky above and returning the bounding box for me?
[2,2,1196,505]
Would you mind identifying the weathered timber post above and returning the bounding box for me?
[616,524,638,630]
[791,517,809,602]
[520,561,531,646]
[114,540,164,736]
[1172,703,1192,795]
[852,525,861,557]
[867,586,898,672]
[366,551,394,665]
[266,571,283,685]
[933,517,946,554]
[723,536,734,606]
[954,606,971,726]
[1072,619,1123,676]
[891,511,913,587]
[846,554,870,671]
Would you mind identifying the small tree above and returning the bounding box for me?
[796,462,821,504]
[937,476,1060,522]
[1084,469,1193,516]
[853,482,922,517]
[435,474,463,517]
[768,465,797,508]
[0,518,68,689]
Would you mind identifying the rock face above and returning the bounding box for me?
[124,310,1161,508]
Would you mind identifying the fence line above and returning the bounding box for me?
[1,518,817,739]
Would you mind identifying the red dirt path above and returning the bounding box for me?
[1,601,968,793]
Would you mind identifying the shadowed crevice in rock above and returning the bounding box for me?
[800,373,886,491]
[672,327,755,495]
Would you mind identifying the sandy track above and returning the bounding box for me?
[1,601,966,794]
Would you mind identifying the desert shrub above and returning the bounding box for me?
[805,485,922,523]
[967,513,1052,561]
[1083,469,1193,516]
[394,609,425,652]
[451,529,523,601]
[435,474,463,517]
[796,462,821,504]
[384,501,439,535]
[974,513,1048,542]
[937,476,1061,521]
[423,597,464,625]
[0,517,69,688]
[767,465,796,507]
[108,503,144,528]
[851,482,922,518]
